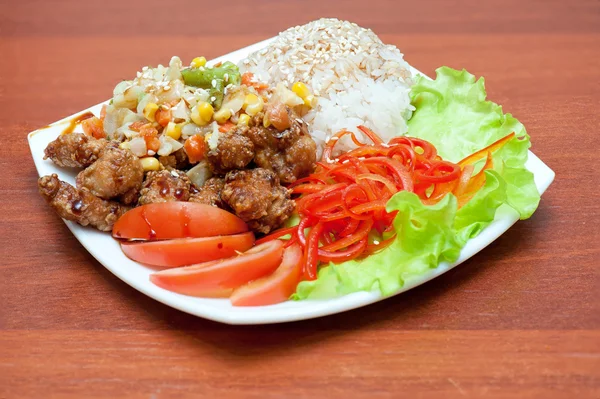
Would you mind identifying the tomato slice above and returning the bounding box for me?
[121,232,255,268]
[230,243,303,306]
[149,240,285,297]
[112,202,248,241]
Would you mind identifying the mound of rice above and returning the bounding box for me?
[239,18,415,150]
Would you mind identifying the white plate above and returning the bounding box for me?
[28,39,555,325]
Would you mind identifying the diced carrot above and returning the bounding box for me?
[241,72,254,86]
[155,106,172,127]
[140,124,160,153]
[184,135,207,163]
[242,72,269,91]
[218,121,236,133]
[130,121,148,132]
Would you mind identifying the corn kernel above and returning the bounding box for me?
[292,82,310,99]
[191,56,207,68]
[243,93,259,107]
[143,102,159,122]
[119,141,130,150]
[214,107,232,124]
[198,102,214,120]
[303,94,317,108]
[237,114,251,126]
[164,122,182,140]
[190,102,214,126]
[263,114,271,128]
[244,94,264,116]
[140,156,160,171]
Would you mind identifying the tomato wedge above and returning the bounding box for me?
[112,202,248,241]
[230,243,303,306]
[121,232,255,268]
[150,240,284,297]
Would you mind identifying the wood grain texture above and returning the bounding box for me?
[0,0,599,397]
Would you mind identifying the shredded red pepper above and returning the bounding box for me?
[263,126,515,280]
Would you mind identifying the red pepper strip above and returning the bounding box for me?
[357,125,384,145]
[356,174,399,196]
[296,216,315,248]
[289,176,328,188]
[388,145,416,170]
[296,183,348,210]
[255,226,298,245]
[415,161,461,184]
[292,184,329,194]
[318,237,369,263]
[363,157,414,192]
[350,199,388,214]
[413,182,432,199]
[326,167,363,184]
[456,152,494,208]
[338,218,360,237]
[342,146,390,159]
[322,129,355,160]
[303,191,344,217]
[388,136,415,148]
[364,163,390,178]
[321,219,373,252]
[348,131,367,147]
[315,161,334,171]
[339,155,371,174]
[465,152,494,193]
[340,192,371,221]
[320,227,335,246]
[407,138,438,160]
[458,132,515,167]
[453,164,475,197]
[421,180,458,206]
[320,211,355,222]
[362,234,396,256]
[304,221,324,280]
[457,192,477,209]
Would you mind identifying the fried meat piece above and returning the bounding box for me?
[221,168,294,234]
[158,148,190,170]
[189,177,226,208]
[138,170,192,205]
[75,146,143,204]
[44,133,108,168]
[247,109,316,183]
[206,128,255,174]
[38,174,130,232]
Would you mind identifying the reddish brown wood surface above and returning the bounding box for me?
[1,0,599,398]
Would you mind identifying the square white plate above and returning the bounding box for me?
[28,38,555,325]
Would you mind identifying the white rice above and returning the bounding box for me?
[239,18,414,151]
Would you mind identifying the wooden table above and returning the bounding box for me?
[1,0,598,397]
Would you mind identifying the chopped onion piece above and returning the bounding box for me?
[129,137,147,157]
[186,161,212,187]
[171,100,190,122]
[158,135,184,156]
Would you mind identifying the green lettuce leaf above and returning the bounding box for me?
[407,67,540,219]
[293,67,541,300]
